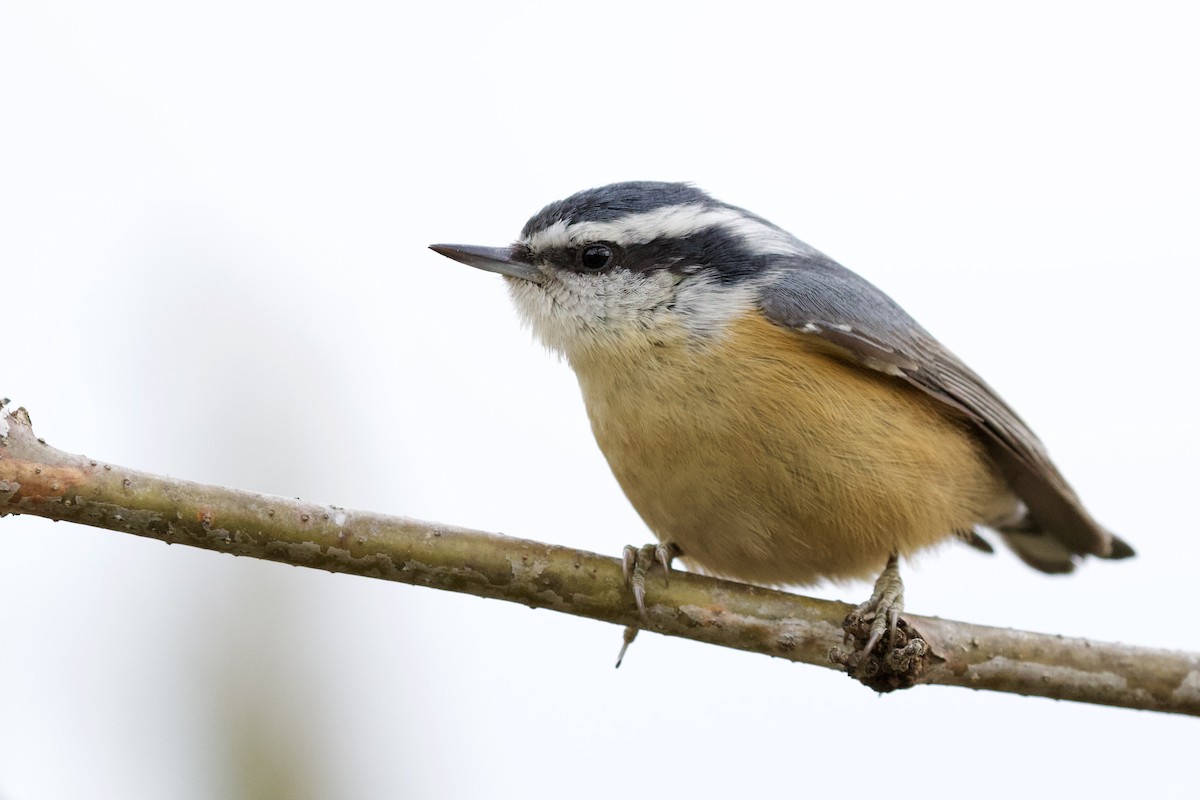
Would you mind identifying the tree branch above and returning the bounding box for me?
[2,402,1197,716]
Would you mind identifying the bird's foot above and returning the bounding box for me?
[614,542,680,668]
[829,554,930,690]
[849,553,905,655]
[621,541,680,618]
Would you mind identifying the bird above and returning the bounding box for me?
[429,181,1133,663]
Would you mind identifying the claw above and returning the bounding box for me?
[621,544,648,616]
[657,544,673,585]
[622,542,679,618]
[631,578,647,616]
[621,545,637,584]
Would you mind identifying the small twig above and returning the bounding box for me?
[2,404,1197,716]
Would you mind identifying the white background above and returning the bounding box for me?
[2,2,1198,798]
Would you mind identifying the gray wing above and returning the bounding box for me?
[759,254,1133,568]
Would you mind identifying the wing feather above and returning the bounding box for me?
[759,254,1129,562]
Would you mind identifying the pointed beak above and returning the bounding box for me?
[429,243,543,284]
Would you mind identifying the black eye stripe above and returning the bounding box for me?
[618,233,767,283]
[532,232,768,284]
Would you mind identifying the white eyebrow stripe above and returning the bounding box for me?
[718,213,815,257]
[524,203,810,257]
[526,219,570,250]
[575,204,727,246]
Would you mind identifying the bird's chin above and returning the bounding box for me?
[504,268,695,363]
[502,275,574,358]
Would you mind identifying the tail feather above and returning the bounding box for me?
[998,529,1078,573]
[995,512,1134,574]
[1103,533,1136,560]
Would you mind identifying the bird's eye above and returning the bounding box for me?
[578,243,615,272]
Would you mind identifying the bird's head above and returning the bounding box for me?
[431,181,814,361]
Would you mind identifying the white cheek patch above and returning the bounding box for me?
[507,268,760,360]
[507,270,676,356]
[524,203,812,258]
[674,277,759,339]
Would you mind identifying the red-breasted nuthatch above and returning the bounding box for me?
[431,181,1133,658]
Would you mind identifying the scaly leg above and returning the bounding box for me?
[847,553,904,655]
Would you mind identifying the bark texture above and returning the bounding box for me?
[2,404,1196,716]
